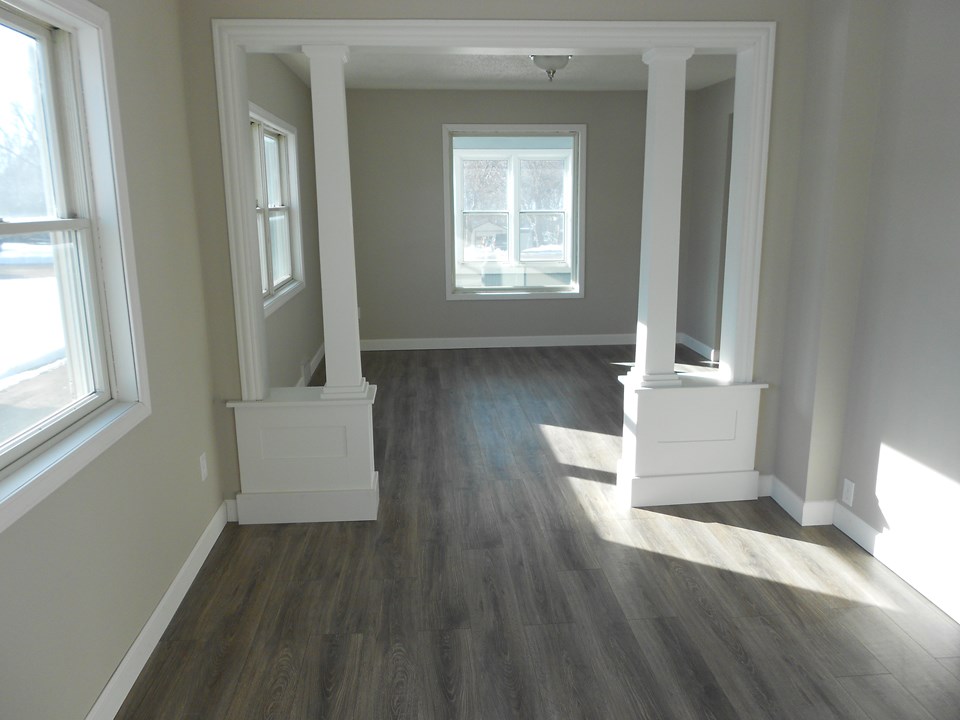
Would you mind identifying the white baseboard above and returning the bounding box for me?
[236,474,379,524]
[360,333,635,352]
[296,343,325,387]
[676,332,715,362]
[225,497,238,522]
[832,502,878,555]
[619,466,760,507]
[834,503,960,623]
[85,502,228,720]
[764,473,836,526]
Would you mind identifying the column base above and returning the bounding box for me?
[236,475,379,524]
[228,383,378,523]
[616,463,759,507]
[618,378,766,508]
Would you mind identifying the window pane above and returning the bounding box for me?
[461,213,508,262]
[462,159,507,211]
[520,213,565,262]
[0,231,96,450]
[263,133,282,208]
[519,159,565,211]
[0,23,56,220]
[269,211,292,286]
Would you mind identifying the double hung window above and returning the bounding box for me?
[0,0,148,531]
[0,8,107,469]
[444,125,585,298]
[250,105,303,314]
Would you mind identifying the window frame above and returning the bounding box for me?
[249,102,304,317]
[442,124,586,300]
[0,0,150,535]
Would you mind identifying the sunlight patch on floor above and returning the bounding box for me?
[612,514,895,608]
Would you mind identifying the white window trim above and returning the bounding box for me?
[249,102,304,317]
[442,123,586,301]
[0,0,150,535]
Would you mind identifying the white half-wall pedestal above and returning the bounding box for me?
[228,385,378,524]
[618,377,766,507]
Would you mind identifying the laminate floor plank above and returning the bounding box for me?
[357,577,420,720]
[418,543,470,631]
[417,629,477,720]
[221,578,313,719]
[729,614,871,720]
[557,568,676,719]
[117,346,960,720]
[628,617,741,720]
[838,674,938,720]
[287,632,365,720]
[462,547,539,719]
[501,525,575,626]
[835,606,960,720]
[938,655,960,680]
[522,622,615,720]
[453,485,504,550]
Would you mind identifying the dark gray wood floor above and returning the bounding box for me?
[116,346,960,719]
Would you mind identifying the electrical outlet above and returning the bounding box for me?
[200,452,208,482]
[841,478,855,506]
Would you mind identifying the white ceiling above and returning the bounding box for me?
[275,52,737,92]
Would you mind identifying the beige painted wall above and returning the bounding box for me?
[678,78,736,356]
[775,0,887,504]
[246,54,325,388]
[837,0,960,608]
[348,89,644,341]
[0,0,223,717]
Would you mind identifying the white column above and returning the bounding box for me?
[630,47,694,388]
[303,45,366,394]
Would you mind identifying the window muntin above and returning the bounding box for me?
[446,127,584,298]
[250,106,302,310]
[0,10,110,470]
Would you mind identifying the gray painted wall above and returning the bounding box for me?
[837,0,960,595]
[347,89,645,342]
[678,78,736,356]
[246,54,325,387]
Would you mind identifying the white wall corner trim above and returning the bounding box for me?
[84,503,229,720]
[296,343,325,387]
[758,473,774,496]
[360,334,636,352]
[765,474,836,526]
[676,332,715,362]
[225,497,239,522]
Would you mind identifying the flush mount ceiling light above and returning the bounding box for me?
[530,54,571,82]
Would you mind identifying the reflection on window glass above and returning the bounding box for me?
[520,159,564,211]
[0,23,55,220]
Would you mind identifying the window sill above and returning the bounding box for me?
[0,399,150,534]
[263,278,305,317]
[446,287,583,301]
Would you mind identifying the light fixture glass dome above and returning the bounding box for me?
[530,54,572,82]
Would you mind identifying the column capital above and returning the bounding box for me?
[301,44,350,64]
[642,47,695,65]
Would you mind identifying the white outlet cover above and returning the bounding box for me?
[842,478,855,506]
[200,452,208,482]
